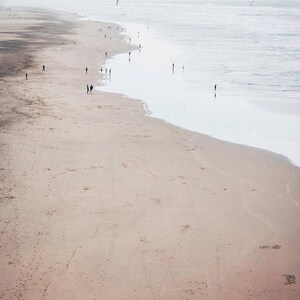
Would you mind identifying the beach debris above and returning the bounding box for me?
[181,224,190,231]
[259,244,281,249]
[282,274,296,285]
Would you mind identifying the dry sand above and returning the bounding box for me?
[0,7,300,300]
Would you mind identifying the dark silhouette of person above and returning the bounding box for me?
[42,65,45,71]
[214,84,217,91]
[86,67,88,74]
[87,84,89,94]
[26,73,28,80]
[105,52,108,58]
[172,63,175,73]
[90,84,94,93]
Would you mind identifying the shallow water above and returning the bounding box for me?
[4,0,300,165]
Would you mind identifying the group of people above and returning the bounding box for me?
[172,63,218,95]
[87,84,94,94]
[25,65,46,80]
[86,67,94,94]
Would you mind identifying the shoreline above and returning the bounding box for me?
[1,7,300,299]
[92,8,300,168]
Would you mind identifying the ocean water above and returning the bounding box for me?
[4,0,300,165]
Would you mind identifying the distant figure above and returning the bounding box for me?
[109,69,111,76]
[129,51,131,56]
[42,65,45,71]
[26,72,28,80]
[182,65,185,71]
[105,34,106,38]
[100,68,103,73]
[129,38,131,43]
[90,84,94,93]
[172,63,175,73]
[87,84,89,94]
[105,52,108,58]
[86,67,88,74]
[138,31,140,38]
[105,68,107,74]
[139,44,141,49]
[214,84,217,91]
[116,0,119,5]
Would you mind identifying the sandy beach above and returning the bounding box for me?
[0,7,300,300]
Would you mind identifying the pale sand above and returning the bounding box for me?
[0,8,300,300]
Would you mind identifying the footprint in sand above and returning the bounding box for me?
[150,197,161,204]
[182,281,208,296]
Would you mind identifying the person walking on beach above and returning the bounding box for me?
[105,52,108,58]
[214,84,217,91]
[90,84,94,93]
[25,72,28,80]
[42,65,45,71]
[87,84,89,94]
[86,67,88,74]
[172,63,175,73]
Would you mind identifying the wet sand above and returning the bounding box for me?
[0,7,300,300]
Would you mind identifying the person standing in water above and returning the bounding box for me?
[172,63,175,73]
[86,67,88,74]
[90,84,94,93]
[87,84,89,94]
